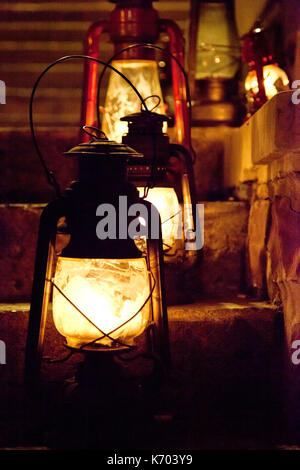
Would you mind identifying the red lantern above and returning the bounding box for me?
[242,23,289,115]
[80,0,190,148]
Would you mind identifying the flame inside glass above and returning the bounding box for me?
[52,257,150,349]
[138,187,182,251]
[245,64,289,100]
[102,60,167,143]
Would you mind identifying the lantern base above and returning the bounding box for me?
[43,349,170,450]
[63,345,135,396]
[64,346,165,394]
[192,78,244,126]
[65,344,133,354]
[74,351,125,390]
[192,100,240,126]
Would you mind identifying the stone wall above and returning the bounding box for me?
[224,91,300,440]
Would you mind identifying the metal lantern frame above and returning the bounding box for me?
[242,23,289,115]
[80,0,190,148]
[242,24,269,111]
[121,109,198,268]
[25,56,170,392]
[188,0,242,126]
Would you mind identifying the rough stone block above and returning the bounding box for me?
[187,201,249,299]
[191,126,229,201]
[0,126,228,204]
[247,199,271,298]
[0,128,78,202]
[0,300,283,448]
[0,205,42,301]
[223,92,300,189]
[0,201,249,302]
[168,300,283,435]
[267,196,300,344]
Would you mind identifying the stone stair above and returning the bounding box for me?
[0,298,284,449]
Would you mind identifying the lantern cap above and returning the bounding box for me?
[121,111,169,139]
[241,23,272,65]
[120,110,170,122]
[110,0,157,3]
[121,110,169,124]
[64,136,143,160]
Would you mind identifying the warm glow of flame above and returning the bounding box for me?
[52,257,150,349]
[102,60,167,142]
[245,64,289,100]
[138,187,181,250]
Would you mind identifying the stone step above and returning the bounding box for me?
[0,128,78,202]
[0,299,284,448]
[0,126,225,203]
[0,201,249,303]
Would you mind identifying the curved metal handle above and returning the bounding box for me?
[169,143,199,267]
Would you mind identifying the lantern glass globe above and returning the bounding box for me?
[137,187,181,251]
[53,256,150,349]
[245,64,289,100]
[102,59,167,142]
[195,2,240,80]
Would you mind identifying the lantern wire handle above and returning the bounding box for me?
[143,94,161,112]
[82,125,108,140]
[29,55,150,198]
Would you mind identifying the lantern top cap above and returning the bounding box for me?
[109,0,158,3]
[241,22,271,64]
[64,137,143,159]
[198,1,229,3]
[120,110,169,124]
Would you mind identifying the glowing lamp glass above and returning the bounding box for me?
[195,2,240,80]
[102,60,167,142]
[53,256,150,349]
[137,187,181,251]
[245,64,289,100]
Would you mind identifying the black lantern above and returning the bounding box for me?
[25,129,170,391]
[121,110,200,268]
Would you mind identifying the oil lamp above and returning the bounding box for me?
[242,23,289,115]
[121,110,199,268]
[25,129,170,390]
[188,0,241,126]
[80,0,190,147]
